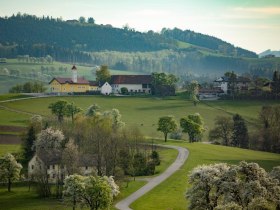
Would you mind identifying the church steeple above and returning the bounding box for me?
[72,65,77,83]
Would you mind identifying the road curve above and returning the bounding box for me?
[115,145,189,210]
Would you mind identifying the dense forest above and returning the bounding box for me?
[0,13,280,77]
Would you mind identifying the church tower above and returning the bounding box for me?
[72,65,77,83]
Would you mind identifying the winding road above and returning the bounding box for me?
[115,145,189,210]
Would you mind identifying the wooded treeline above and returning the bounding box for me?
[0,14,280,77]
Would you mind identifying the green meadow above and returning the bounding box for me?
[131,141,280,210]
[1,95,279,139]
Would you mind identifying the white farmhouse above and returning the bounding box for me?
[28,153,96,183]
[111,75,152,94]
[214,76,250,94]
[100,82,112,95]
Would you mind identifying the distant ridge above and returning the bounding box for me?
[259,49,280,58]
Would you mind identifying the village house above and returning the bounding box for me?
[49,65,152,95]
[28,153,95,183]
[110,75,152,94]
[214,76,251,94]
[49,65,92,93]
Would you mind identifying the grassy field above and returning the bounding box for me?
[131,141,280,210]
[0,144,20,156]
[1,95,279,140]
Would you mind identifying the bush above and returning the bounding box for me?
[120,87,128,95]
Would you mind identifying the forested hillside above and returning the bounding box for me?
[0,14,280,77]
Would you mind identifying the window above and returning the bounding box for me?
[85,166,88,170]
[142,84,147,88]
[52,174,55,178]
[53,165,55,169]
[31,165,34,169]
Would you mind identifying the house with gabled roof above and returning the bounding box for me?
[214,76,251,94]
[49,65,91,93]
[28,152,96,183]
[110,75,152,94]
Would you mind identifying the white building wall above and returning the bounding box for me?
[112,84,151,94]
[101,82,112,95]
[220,82,228,93]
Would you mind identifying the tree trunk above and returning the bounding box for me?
[8,178,11,192]
[164,133,167,142]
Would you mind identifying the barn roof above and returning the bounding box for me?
[111,75,152,84]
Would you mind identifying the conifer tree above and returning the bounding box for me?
[231,114,249,148]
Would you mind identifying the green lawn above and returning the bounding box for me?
[0,144,20,156]
[131,141,280,210]
[1,96,279,140]
[0,93,34,102]
[0,109,30,126]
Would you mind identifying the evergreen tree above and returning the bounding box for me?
[231,114,249,148]
[271,70,280,98]
[21,126,36,165]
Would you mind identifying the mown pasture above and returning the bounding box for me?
[131,141,280,210]
[1,95,279,139]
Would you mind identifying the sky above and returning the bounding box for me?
[0,0,280,53]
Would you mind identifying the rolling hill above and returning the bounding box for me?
[0,14,280,78]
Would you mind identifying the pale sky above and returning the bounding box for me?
[0,0,280,53]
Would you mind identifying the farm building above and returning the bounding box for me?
[28,153,96,183]
[111,75,152,94]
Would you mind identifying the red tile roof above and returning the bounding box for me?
[111,75,152,84]
[49,77,89,84]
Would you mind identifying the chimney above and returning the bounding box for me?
[72,65,77,83]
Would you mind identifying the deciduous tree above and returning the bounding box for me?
[48,100,69,122]
[208,116,233,146]
[96,65,111,83]
[180,113,204,142]
[157,116,178,142]
[0,153,22,192]
[187,161,280,210]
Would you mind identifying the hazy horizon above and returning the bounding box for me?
[1,0,280,53]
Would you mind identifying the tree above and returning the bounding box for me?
[180,113,204,142]
[66,102,82,123]
[64,175,119,210]
[48,100,69,122]
[0,153,22,192]
[186,161,280,210]
[103,108,125,131]
[271,70,280,99]
[96,65,111,83]
[157,116,178,142]
[87,17,95,24]
[231,114,249,148]
[63,174,85,210]
[120,87,128,95]
[62,139,79,175]
[187,80,199,106]
[208,116,233,146]
[225,71,237,99]
[85,104,101,117]
[34,127,64,197]
[78,16,86,24]
[259,105,280,153]
[151,72,178,96]
[21,125,36,165]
